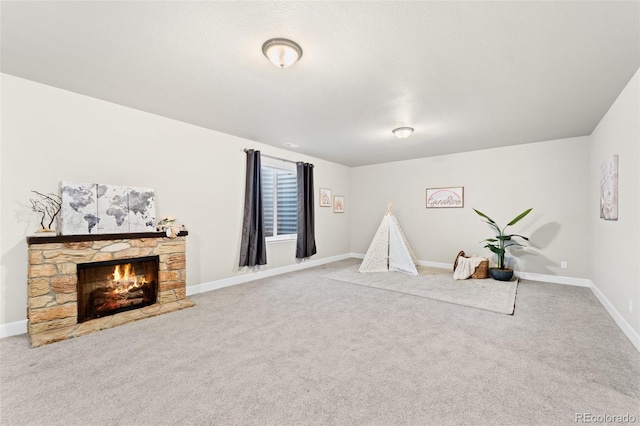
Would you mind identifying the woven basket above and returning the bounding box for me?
[453,250,489,279]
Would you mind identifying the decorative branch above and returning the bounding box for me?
[30,191,62,230]
[30,199,47,229]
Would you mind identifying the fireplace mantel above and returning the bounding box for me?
[26,231,193,347]
[27,230,188,245]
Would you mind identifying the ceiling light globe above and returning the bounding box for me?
[392,127,414,139]
[262,38,303,69]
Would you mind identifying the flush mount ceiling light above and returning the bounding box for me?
[262,38,303,69]
[392,127,414,139]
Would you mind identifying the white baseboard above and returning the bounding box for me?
[187,253,353,296]
[0,320,27,338]
[589,280,640,352]
[515,271,591,287]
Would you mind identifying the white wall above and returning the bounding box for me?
[589,68,640,336]
[350,137,591,277]
[0,74,351,326]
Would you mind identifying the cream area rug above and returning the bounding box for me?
[322,264,518,315]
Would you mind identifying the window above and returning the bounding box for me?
[262,161,297,240]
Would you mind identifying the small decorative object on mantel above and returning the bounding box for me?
[157,215,185,238]
[30,190,62,236]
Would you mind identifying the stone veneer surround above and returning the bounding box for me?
[26,232,193,347]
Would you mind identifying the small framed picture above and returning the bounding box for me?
[319,188,332,207]
[333,195,345,213]
[426,187,464,208]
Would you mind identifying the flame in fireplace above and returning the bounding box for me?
[111,263,147,296]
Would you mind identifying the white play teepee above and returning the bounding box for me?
[359,202,419,275]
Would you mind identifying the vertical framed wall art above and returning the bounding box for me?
[319,188,332,207]
[333,195,345,213]
[96,184,129,234]
[60,182,99,235]
[600,154,618,220]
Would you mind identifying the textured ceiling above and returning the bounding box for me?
[2,1,639,166]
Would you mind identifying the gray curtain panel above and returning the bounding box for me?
[296,162,317,258]
[239,149,267,266]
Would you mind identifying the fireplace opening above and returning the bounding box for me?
[77,256,159,323]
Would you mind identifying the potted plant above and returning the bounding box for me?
[473,207,532,281]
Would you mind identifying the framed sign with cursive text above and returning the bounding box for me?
[426,187,464,208]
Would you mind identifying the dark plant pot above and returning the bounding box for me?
[489,268,514,281]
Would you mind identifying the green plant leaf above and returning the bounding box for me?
[481,238,498,243]
[504,233,529,241]
[507,208,533,226]
[485,245,503,255]
[473,209,497,225]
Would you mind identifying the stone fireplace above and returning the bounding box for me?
[26,231,193,347]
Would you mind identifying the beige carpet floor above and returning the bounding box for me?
[0,258,638,425]
[322,264,518,314]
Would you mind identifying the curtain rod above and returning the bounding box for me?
[243,148,305,166]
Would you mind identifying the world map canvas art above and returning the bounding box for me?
[60,182,156,235]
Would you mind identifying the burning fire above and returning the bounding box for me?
[111,263,147,296]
